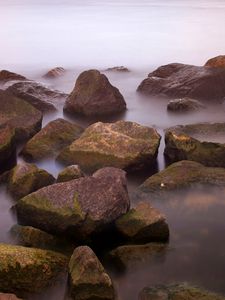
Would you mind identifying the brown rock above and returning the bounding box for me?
[43,67,66,79]
[56,165,84,183]
[0,70,26,83]
[205,55,225,68]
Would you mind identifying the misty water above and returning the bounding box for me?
[1,0,225,299]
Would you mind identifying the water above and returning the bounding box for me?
[1,0,225,299]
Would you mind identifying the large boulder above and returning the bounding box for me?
[0,126,16,168]
[115,202,169,243]
[167,98,205,112]
[63,69,126,116]
[0,243,67,295]
[205,55,225,68]
[43,67,66,79]
[57,121,161,172]
[0,293,21,300]
[138,284,225,300]
[137,63,225,102]
[7,162,55,199]
[56,165,84,183]
[6,81,68,112]
[0,90,42,141]
[16,167,130,240]
[0,70,27,83]
[164,123,225,167]
[69,246,115,300]
[21,118,83,160]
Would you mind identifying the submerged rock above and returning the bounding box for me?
[0,126,16,168]
[58,121,161,172]
[43,67,66,79]
[0,90,42,141]
[137,63,225,102]
[0,70,27,83]
[8,162,55,199]
[138,283,225,300]
[105,66,130,72]
[56,165,84,183]
[64,69,126,116]
[164,123,225,167]
[115,202,169,243]
[7,81,68,112]
[167,98,205,112]
[69,246,115,300]
[0,243,67,295]
[21,118,83,160]
[16,167,130,240]
[205,55,225,68]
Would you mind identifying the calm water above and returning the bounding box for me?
[1,0,225,299]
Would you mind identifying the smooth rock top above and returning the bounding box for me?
[21,118,83,160]
[57,120,161,172]
[137,63,225,102]
[69,246,115,300]
[16,167,130,240]
[205,55,225,68]
[0,70,27,83]
[57,165,84,183]
[167,98,205,112]
[64,69,126,116]
[43,67,66,79]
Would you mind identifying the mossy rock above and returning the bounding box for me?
[115,202,169,243]
[57,165,84,183]
[139,283,225,300]
[164,123,225,167]
[57,120,161,172]
[8,162,55,199]
[0,126,16,167]
[0,243,68,295]
[21,118,83,160]
[0,90,42,141]
[69,246,115,300]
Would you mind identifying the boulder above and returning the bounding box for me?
[105,66,130,72]
[164,123,225,167]
[6,81,68,112]
[57,121,161,172]
[63,69,126,116]
[7,162,55,199]
[115,202,169,243]
[0,243,67,295]
[43,67,66,79]
[69,246,115,300]
[205,55,225,68]
[0,293,21,300]
[137,63,225,102]
[21,118,83,160]
[16,167,130,240]
[0,126,16,168]
[57,165,84,183]
[0,70,26,83]
[167,98,205,112]
[138,284,225,300]
[0,90,42,141]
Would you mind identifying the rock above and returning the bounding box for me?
[205,55,225,68]
[115,202,169,243]
[138,283,225,300]
[105,66,130,72]
[10,225,74,254]
[0,293,21,300]
[137,63,225,102]
[57,165,84,183]
[57,121,161,172]
[167,98,205,112]
[139,160,225,196]
[0,90,42,141]
[43,67,66,79]
[0,126,16,168]
[16,167,130,240]
[107,243,167,271]
[6,81,68,112]
[0,70,26,83]
[21,118,83,160]
[7,162,55,199]
[69,246,115,300]
[63,69,126,116]
[0,243,67,295]
[164,123,225,167]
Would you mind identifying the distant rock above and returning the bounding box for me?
[43,67,66,79]
[57,165,84,183]
[64,69,126,116]
[0,126,16,168]
[167,97,205,112]
[0,70,27,83]
[137,63,225,102]
[57,120,161,172]
[21,118,83,160]
[69,246,115,300]
[105,66,130,72]
[205,55,225,68]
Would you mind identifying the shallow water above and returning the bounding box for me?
[1,0,225,299]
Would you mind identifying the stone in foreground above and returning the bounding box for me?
[164,123,225,167]
[137,63,225,102]
[58,121,161,172]
[64,69,126,116]
[115,202,169,243]
[205,55,225,68]
[8,162,55,199]
[167,98,205,112]
[0,243,67,295]
[21,118,83,160]
[16,167,130,240]
[69,246,115,300]
[0,293,21,300]
[138,283,225,300]
[57,165,84,183]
